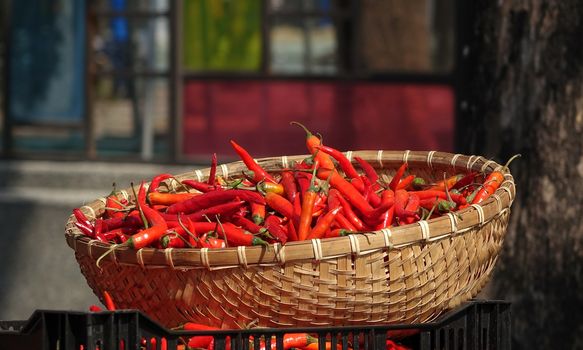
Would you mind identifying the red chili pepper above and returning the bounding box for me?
[149,173,173,193]
[105,186,126,219]
[166,189,265,215]
[470,155,520,204]
[428,174,463,191]
[297,166,320,240]
[183,200,246,222]
[148,192,198,206]
[89,305,103,312]
[389,163,408,191]
[334,212,357,231]
[264,215,288,244]
[396,175,416,191]
[192,222,267,246]
[306,206,342,239]
[208,153,218,185]
[161,233,188,248]
[100,211,143,232]
[317,168,374,216]
[205,236,227,249]
[280,170,298,203]
[452,171,479,190]
[102,291,116,311]
[410,190,466,205]
[360,176,382,207]
[375,205,395,230]
[230,140,277,184]
[181,179,219,193]
[251,202,266,225]
[354,156,379,188]
[255,334,317,350]
[287,220,299,241]
[75,222,95,237]
[471,172,505,204]
[419,197,456,213]
[265,192,295,219]
[291,121,335,171]
[330,189,366,231]
[316,145,360,179]
[394,190,417,222]
[126,183,168,250]
[73,208,93,229]
[231,215,266,235]
[403,194,420,224]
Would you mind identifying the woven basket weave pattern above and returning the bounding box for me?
[65,151,515,329]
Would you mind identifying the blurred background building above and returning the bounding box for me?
[1,0,460,163]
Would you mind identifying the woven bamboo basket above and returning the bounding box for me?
[65,150,516,329]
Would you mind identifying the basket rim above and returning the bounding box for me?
[65,150,516,269]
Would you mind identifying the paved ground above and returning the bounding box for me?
[0,160,196,321]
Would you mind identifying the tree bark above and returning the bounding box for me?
[461,2,583,349]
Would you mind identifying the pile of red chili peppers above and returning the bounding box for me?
[73,123,515,250]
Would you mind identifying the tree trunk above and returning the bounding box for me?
[460,2,583,349]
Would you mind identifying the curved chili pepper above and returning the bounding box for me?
[182,179,219,193]
[290,121,336,171]
[306,206,342,239]
[149,173,173,193]
[452,171,478,190]
[166,189,265,215]
[334,212,357,231]
[410,190,466,205]
[230,139,277,184]
[265,192,295,219]
[100,211,143,232]
[316,145,360,179]
[403,193,421,224]
[105,186,127,219]
[208,153,218,185]
[192,222,267,246]
[317,168,374,216]
[75,222,95,237]
[375,205,395,230]
[389,162,408,191]
[330,189,366,231]
[429,174,463,191]
[103,291,116,311]
[73,208,93,229]
[162,200,246,222]
[280,170,298,203]
[354,156,379,189]
[148,192,198,206]
[287,219,299,241]
[297,166,319,240]
[396,175,416,191]
[126,183,168,249]
[231,215,267,235]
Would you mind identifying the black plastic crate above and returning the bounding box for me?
[0,300,510,350]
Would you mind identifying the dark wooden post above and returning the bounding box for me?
[459,2,583,349]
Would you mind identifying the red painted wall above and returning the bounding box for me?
[183,81,454,160]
